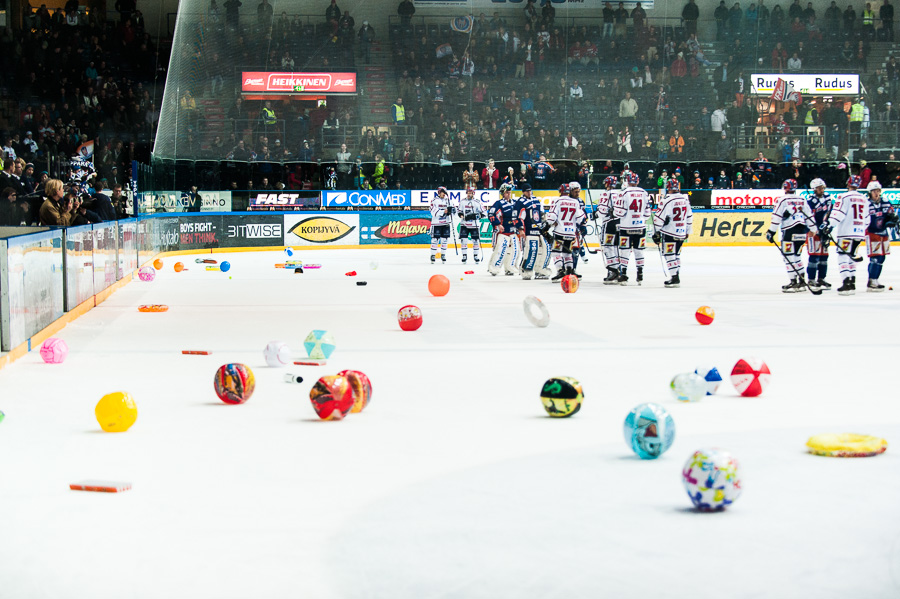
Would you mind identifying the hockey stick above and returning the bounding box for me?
[769,237,823,295]
[582,186,600,254]
[799,211,862,263]
[449,209,459,255]
[648,192,670,278]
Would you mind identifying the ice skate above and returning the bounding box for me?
[837,278,854,295]
[867,279,885,292]
[664,273,680,288]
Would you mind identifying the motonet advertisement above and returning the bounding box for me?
[711,189,783,208]
[241,72,357,94]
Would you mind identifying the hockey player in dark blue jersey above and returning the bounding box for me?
[515,183,553,279]
[805,178,834,289]
[865,181,898,291]
[487,184,520,275]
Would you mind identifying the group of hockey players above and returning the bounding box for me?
[766,175,898,295]
[428,172,694,287]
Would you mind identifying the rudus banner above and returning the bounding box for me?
[241,72,357,94]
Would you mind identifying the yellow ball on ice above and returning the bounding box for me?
[95,391,138,432]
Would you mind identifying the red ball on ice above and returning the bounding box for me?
[695,306,715,325]
[428,274,450,296]
[398,305,423,331]
[730,358,771,397]
[561,274,579,293]
[309,375,355,420]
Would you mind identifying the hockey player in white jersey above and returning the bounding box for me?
[822,175,870,295]
[542,182,587,281]
[651,178,693,288]
[594,175,622,284]
[457,187,485,264]
[515,182,553,279]
[614,172,651,285]
[765,179,817,293]
[429,186,453,264]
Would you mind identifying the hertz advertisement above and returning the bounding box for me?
[688,212,769,246]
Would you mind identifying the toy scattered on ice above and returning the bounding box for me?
[682,448,742,511]
[694,365,723,395]
[284,373,304,384]
[214,363,256,404]
[523,295,550,327]
[138,304,169,312]
[540,376,583,417]
[220,261,231,272]
[285,247,294,257]
[40,338,68,364]
[153,259,163,270]
[398,305,423,331]
[263,341,292,367]
[369,261,378,270]
[338,369,372,413]
[624,403,675,459]
[95,391,138,432]
[730,357,770,397]
[309,374,355,420]
[806,433,888,457]
[174,262,185,272]
[69,480,132,493]
[695,305,715,325]
[304,330,336,359]
[138,266,156,282]
[670,372,707,402]
[428,274,450,296]
[560,274,579,293]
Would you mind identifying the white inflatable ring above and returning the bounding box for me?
[523,295,550,328]
[806,433,888,457]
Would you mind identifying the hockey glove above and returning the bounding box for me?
[887,213,900,227]
[818,225,832,238]
[590,210,599,221]
[651,232,661,245]
[765,230,776,243]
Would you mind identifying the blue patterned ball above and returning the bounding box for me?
[623,403,676,459]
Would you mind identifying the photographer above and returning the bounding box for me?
[39,179,76,226]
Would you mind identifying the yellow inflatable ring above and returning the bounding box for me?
[806,433,888,457]
[138,304,169,313]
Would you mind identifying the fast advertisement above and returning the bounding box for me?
[323,190,411,208]
[360,213,432,244]
[222,215,284,247]
[284,213,360,245]
[241,72,357,94]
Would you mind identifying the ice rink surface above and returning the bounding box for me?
[1,246,899,599]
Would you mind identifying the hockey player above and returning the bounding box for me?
[515,183,553,279]
[569,181,588,277]
[822,175,869,295]
[615,172,651,285]
[542,181,587,281]
[651,178,693,288]
[806,178,834,290]
[865,180,898,292]
[429,186,453,264]
[487,184,520,276]
[765,179,817,292]
[458,186,485,264]
[594,175,621,284]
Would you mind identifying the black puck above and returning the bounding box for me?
[356,281,368,286]
[294,267,303,273]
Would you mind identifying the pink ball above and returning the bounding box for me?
[40,338,69,364]
[138,266,156,282]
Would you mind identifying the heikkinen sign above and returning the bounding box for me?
[750,74,859,96]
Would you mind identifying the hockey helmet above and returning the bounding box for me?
[867,180,882,191]
[559,183,570,195]
[666,178,680,192]
[499,183,512,193]
[603,176,618,189]
[568,181,581,196]
[627,172,640,186]
[847,175,862,189]
[520,182,532,192]
[465,186,476,194]
[809,178,826,190]
[436,186,448,195]
[782,179,798,193]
